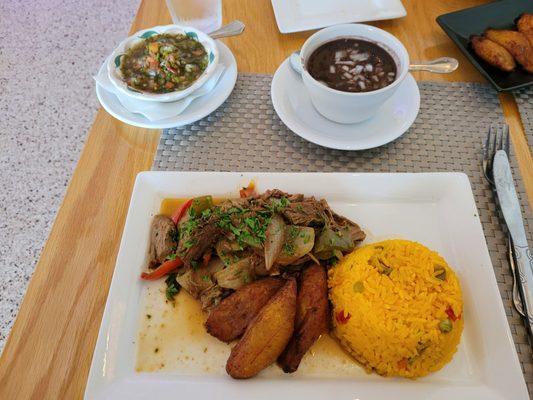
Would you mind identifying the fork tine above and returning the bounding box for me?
[488,125,497,171]
[491,125,497,154]
[484,127,491,159]
[503,125,510,155]
[494,126,503,154]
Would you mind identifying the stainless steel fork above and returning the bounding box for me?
[482,125,524,316]
[483,125,510,185]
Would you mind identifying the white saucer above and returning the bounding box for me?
[271,0,406,34]
[271,58,420,150]
[96,41,237,129]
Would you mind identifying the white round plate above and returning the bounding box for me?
[96,41,237,129]
[271,58,420,150]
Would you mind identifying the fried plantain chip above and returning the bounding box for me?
[485,29,533,73]
[205,277,284,342]
[517,13,533,46]
[471,35,516,72]
[226,278,297,379]
[278,264,329,373]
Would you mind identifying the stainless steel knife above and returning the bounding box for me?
[493,150,533,336]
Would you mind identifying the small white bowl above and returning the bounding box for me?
[294,24,410,124]
[107,25,219,103]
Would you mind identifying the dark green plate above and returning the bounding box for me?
[437,0,533,92]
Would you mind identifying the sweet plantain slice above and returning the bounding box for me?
[517,13,533,47]
[485,29,533,73]
[278,263,329,373]
[471,35,516,72]
[226,278,297,379]
[205,277,284,342]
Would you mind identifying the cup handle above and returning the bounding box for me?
[289,51,304,75]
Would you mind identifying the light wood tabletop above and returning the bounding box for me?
[0,0,531,398]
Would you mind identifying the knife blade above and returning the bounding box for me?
[493,150,533,335]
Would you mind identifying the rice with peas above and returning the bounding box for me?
[328,239,463,378]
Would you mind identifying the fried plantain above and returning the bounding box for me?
[278,264,329,373]
[517,13,533,46]
[226,278,297,379]
[485,29,533,73]
[205,277,284,342]
[471,35,516,72]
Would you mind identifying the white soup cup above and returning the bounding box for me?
[291,24,410,124]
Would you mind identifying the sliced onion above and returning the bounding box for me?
[308,252,321,266]
[350,53,369,62]
[264,214,286,271]
[277,226,315,266]
[335,50,347,61]
[214,256,254,290]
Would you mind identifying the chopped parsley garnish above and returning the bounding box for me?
[288,225,299,239]
[165,273,180,301]
[229,224,242,236]
[283,241,295,255]
[216,207,272,249]
[282,226,299,255]
[183,239,196,249]
[267,197,289,213]
[244,217,259,231]
[179,217,199,240]
[202,274,211,282]
[165,253,177,261]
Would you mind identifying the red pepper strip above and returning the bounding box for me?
[202,253,212,268]
[141,258,183,280]
[239,181,257,198]
[445,306,458,321]
[171,199,193,225]
[336,310,351,324]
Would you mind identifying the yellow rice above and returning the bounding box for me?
[328,240,463,378]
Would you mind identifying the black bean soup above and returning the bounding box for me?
[306,38,397,93]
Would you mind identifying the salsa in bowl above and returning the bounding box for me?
[108,25,219,102]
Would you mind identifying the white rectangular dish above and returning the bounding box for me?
[271,0,407,34]
[85,172,528,400]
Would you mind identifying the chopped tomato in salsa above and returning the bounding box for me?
[121,33,208,93]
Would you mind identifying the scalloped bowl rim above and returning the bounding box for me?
[107,25,219,102]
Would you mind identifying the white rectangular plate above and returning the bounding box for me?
[271,0,407,33]
[85,172,528,400]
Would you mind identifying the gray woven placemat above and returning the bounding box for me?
[514,87,533,150]
[154,75,533,393]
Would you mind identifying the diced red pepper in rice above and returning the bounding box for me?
[336,310,351,324]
